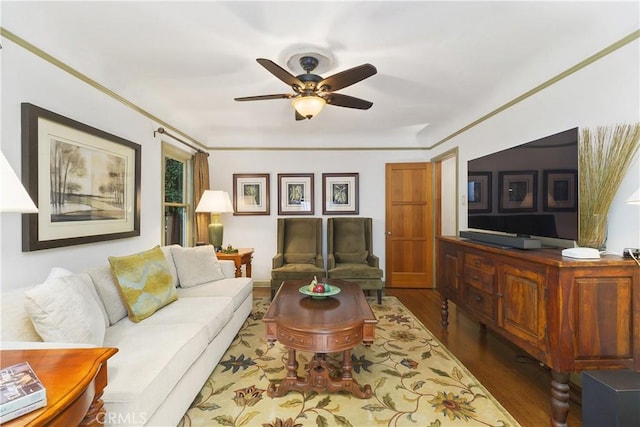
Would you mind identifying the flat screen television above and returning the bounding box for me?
[466,127,579,246]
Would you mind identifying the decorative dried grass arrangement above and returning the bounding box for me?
[578,123,640,248]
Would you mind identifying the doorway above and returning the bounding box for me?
[384,162,433,288]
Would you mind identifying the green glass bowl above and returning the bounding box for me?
[299,285,341,299]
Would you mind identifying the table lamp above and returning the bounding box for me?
[195,190,233,251]
[0,150,38,213]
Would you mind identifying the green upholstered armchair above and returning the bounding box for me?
[327,217,384,303]
[270,218,325,299]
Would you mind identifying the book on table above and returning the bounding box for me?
[0,362,47,423]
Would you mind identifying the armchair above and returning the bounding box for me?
[327,217,384,303]
[271,218,325,299]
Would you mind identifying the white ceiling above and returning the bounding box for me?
[2,1,638,149]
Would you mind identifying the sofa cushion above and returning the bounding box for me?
[102,321,209,422]
[335,250,369,264]
[24,273,107,346]
[133,296,234,342]
[327,263,383,279]
[171,245,225,287]
[88,265,129,326]
[108,246,178,323]
[177,277,253,312]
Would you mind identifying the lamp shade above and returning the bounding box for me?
[625,187,640,205]
[195,190,233,213]
[292,95,326,119]
[0,151,38,213]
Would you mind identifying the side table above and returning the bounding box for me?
[216,248,254,277]
[0,347,118,426]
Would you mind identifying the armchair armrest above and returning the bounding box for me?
[314,254,324,269]
[367,254,380,268]
[328,254,336,269]
[272,253,284,268]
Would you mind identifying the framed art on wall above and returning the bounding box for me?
[498,170,538,213]
[467,172,492,213]
[322,173,359,214]
[277,173,314,215]
[543,169,577,211]
[232,173,270,215]
[21,103,141,251]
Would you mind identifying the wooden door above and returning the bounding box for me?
[385,162,433,288]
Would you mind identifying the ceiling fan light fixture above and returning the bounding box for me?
[292,95,326,119]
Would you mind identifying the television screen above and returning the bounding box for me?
[467,128,579,242]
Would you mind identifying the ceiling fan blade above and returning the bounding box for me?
[318,64,377,92]
[325,93,373,110]
[234,94,294,101]
[295,111,306,121]
[256,58,304,88]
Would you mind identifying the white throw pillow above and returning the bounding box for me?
[171,245,225,288]
[88,265,128,325]
[24,273,106,346]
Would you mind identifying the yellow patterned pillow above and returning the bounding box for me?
[108,245,178,323]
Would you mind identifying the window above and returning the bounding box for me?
[162,143,193,246]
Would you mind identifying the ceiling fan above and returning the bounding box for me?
[234,56,377,120]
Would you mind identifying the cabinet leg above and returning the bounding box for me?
[550,370,570,427]
[440,296,449,327]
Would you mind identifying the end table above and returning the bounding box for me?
[215,248,254,277]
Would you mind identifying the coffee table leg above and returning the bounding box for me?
[268,348,301,397]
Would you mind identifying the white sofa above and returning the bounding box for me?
[0,245,253,427]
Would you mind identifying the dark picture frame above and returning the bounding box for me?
[277,173,314,215]
[322,173,359,215]
[543,169,577,211]
[467,172,492,213]
[21,103,141,251]
[232,173,270,215]
[498,170,538,213]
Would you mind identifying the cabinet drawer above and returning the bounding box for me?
[464,285,494,319]
[465,253,494,273]
[463,265,494,294]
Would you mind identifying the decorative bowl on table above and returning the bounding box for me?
[299,284,341,299]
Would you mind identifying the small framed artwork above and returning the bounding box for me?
[232,173,270,215]
[543,169,577,211]
[277,173,314,215]
[467,172,492,213]
[322,173,359,215]
[498,170,538,213]
[21,103,141,251]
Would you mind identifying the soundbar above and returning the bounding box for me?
[459,231,542,249]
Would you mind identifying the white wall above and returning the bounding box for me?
[426,37,640,255]
[209,149,428,284]
[0,39,168,289]
[1,25,638,291]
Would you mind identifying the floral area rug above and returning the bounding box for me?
[179,297,520,427]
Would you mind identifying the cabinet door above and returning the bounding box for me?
[497,262,547,349]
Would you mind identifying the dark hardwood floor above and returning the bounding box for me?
[255,286,583,427]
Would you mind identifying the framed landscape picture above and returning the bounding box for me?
[277,173,314,215]
[498,170,538,213]
[21,103,141,251]
[543,169,577,211]
[467,172,492,213]
[322,173,359,214]
[232,173,270,215]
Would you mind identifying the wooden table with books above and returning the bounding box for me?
[0,347,117,426]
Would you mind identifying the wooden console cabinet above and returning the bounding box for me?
[436,236,639,427]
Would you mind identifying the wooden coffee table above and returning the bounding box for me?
[263,279,377,398]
